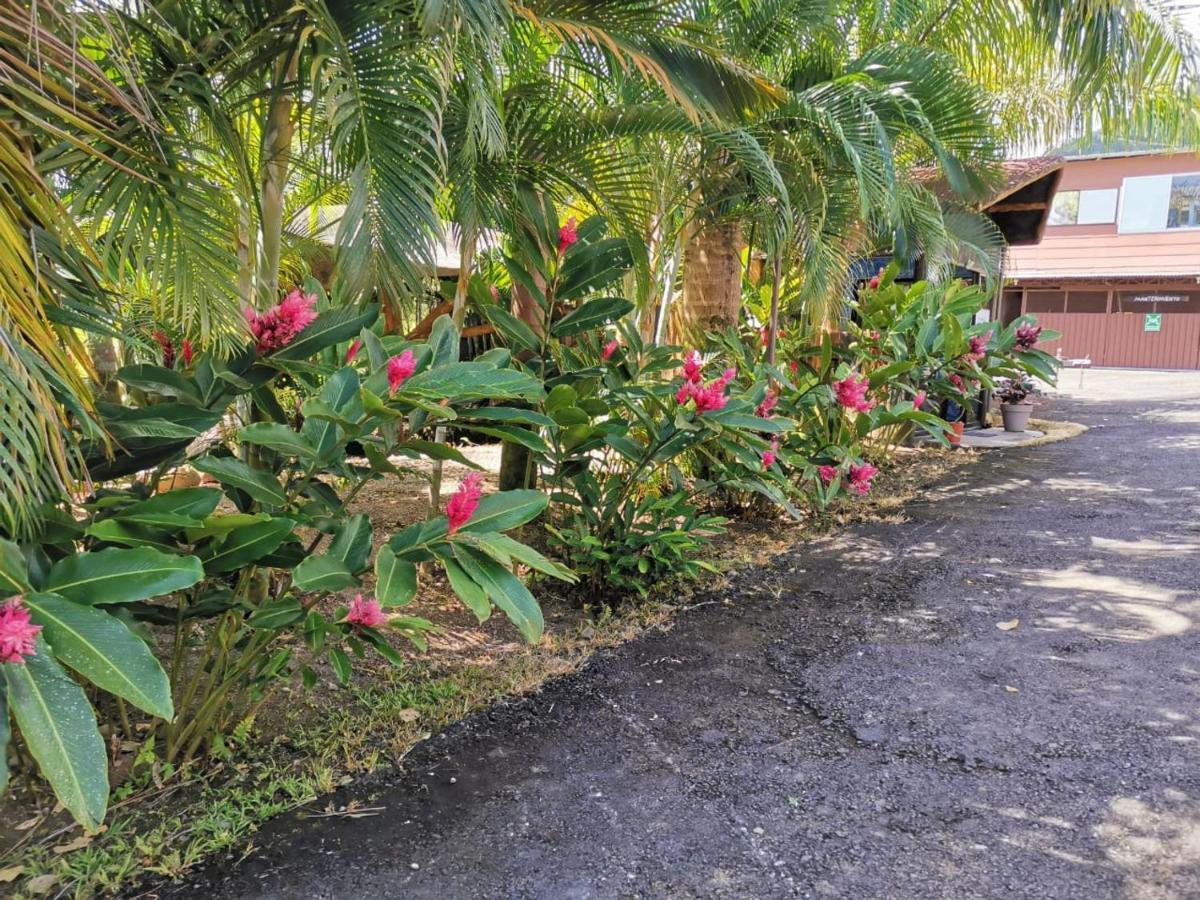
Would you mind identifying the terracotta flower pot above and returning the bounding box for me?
[1001,402,1033,433]
[947,421,964,445]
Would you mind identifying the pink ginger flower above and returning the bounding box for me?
[489,284,500,301]
[867,268,884,290]
[557,217,578,254]
[246,289,318,354]
[387,349,417,394]
[834,375,876,413]
[152,330,175,368]
[912,390,926,408]
[682,349,704,383]
[762,438,780,469]
[446,471,484,534]
[964,332,991,363]
[818,465,839,485]
[346,594,387,629]
[676,376,732,413]
[181,339,194,366]
[949,373,965,391]
[1015,323,1042,350]
[601,339,619,361]
[756,390,778,419]
[0,597,41,664]
[346,339,363,364]
[848,462,878,495]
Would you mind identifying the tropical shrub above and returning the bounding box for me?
[0,296,572,831]
[480,198,786,598]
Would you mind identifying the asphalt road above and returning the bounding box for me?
[170,373,1200,899]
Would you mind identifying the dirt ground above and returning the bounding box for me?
[167,374,1200,899]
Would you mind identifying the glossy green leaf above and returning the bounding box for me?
[247,596,305,631]
[3,641,108,831]
[192,457,288,506]
[399,363,544,404]
[328,514,372,573]
[237,424,318,460]
[110,488,222,529]
[0,538,31,597]
[45,548,204,605]
[293,555,358,592]
[452,546,543,643]
[552,296,635,337]
[328,647,351,685]
[200,519,295,573]
[457,490,548,535]
[443,558,491,622]
[24,592,173,719]
[271,305,379,360]
[375,546,417,607]
[115,364,201,403]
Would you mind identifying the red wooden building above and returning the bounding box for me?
[1003,151,1200,369]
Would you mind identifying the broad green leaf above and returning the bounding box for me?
[247,596,305,631]
[328,514,372,573]
[457,490,548,535]
[0,538,30,597]
[184,513,271,542]
[301,368,362,460]
[45,548,204,605]
[271,305,379,361]
[397,439,484,469]
[399,363,544,404]
[24,593,173,719]
[466,424,550,453]
[293,555,358,592]
[237,424,318,460]
[200,519,295,573]
[479,304,541,354]
[552,296,635,337]
[460,408,556,428]
[443,558,491,622]
[192,456,288,506]
[115,364,201,404]
[465,533,576,583]
[328,647,351,684]
[557,239,633,299]
[427,314,460,366]
[375,547,417,607]
[4,640,108,831]
[110,488,222,529]
[452,546,543,643]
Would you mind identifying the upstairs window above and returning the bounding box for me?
[1119,172,1200,232]
[1048,188,1118,225]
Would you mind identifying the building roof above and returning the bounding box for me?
[980,157,1064,246]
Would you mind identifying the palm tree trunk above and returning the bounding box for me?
[260,48,299,303]
[668,220,743,344]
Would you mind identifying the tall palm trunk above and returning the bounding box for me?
[668,220,743,344]
[259,48,299,305]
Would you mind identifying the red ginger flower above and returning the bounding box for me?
[387,349,417,394]
[818,465,839,485]
[447,472,484,534]
[912,390,926,408]
[0,597,41,664]
[182,339,194,366]
[762,437,780,468]
[963,332,991,363]
[152,330,175,368]
[346,339,363,363]
[848,462,878,495]
[949,373,965,391]
[557,217,578,254]
[788,360,799,376]
[347,594,387,629]
[682,349,704,383]
[834,375,876,413]
[756,390,778,419]
[1015,323,1042,350]
[246,289,318,353]
[601,339,619,361]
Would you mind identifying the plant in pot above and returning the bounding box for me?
[995,376,1037,432]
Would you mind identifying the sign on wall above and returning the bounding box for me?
[1144,313,1163,332]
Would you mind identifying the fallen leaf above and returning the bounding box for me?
[1004,685,1019,693]
[996,618,1020,631]
[397,708,420,723]
[53,835,93,854]
[0,865,25,883]
[26,874,58,895]
[15,816,41,831]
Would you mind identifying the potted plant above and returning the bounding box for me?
[995,376,1037,432]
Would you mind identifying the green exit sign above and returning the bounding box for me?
[1144,313,1163,332]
